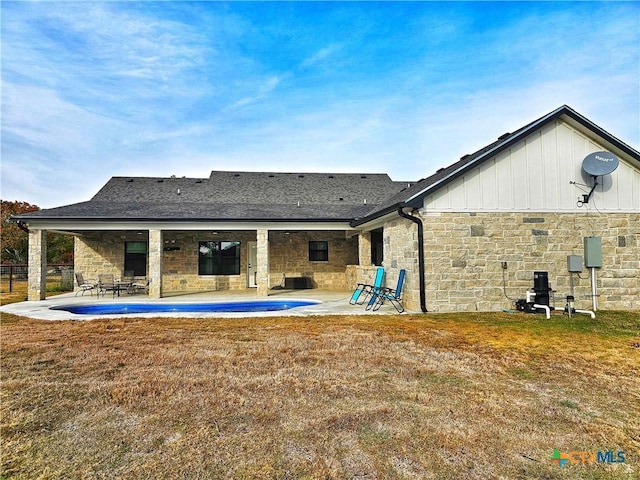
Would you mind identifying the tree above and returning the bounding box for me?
[47,231,74,264]
[1,200,74,264]
[1,200,38,263]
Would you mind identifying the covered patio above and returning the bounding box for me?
[27,227,376,299]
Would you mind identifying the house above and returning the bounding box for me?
[16,105,640,312]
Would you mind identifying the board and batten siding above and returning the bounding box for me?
[424,120,640,213]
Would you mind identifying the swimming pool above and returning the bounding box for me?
[51,299,320,315]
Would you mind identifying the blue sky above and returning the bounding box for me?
[2,1,638,208]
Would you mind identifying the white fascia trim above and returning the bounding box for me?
[421,207,640,214]
[561,116,640,167]
[353,211,399,232]
[24,220,358,232]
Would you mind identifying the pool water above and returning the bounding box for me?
[51,299,320,315]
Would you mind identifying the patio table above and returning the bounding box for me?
[113,281,132,297]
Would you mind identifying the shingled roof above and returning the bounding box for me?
[19,171,413,222]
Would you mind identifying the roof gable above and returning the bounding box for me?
[353,105,640,224]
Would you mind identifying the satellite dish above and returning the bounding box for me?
[575,151,619,206]
[582,151,619,176]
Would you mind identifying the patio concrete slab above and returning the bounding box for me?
[0,289,408,321]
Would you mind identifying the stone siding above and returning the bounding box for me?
[27,229,47,301]
[148,230,162,299]
[74,232,132,282]
[268,231,358,290]
[389,212,639,312]
[162,231,255,293]
[256,229,269,296]
[75,229,357,295]
[379,217,421,310]
[345,265,379,292]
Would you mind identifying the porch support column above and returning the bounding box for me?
[28,229,47,301]
[148,229,163,299]
[358,232,372,266]
[256,229,269,297]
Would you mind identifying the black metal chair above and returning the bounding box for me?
[75,273,97,296]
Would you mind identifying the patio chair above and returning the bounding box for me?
[120,270,135,294]
[349,267,384,305]
[129,278,149,294]
[97,274,116,297]
[75,273,97,296]
[366,269,405,313]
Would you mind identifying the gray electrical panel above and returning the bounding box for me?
[567,255,583,272]
[584,236,602,268]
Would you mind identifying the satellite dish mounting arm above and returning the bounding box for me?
[581,176,599,204]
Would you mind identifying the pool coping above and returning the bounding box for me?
[0,289,398,320]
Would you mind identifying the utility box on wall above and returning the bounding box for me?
[584,236,602,268]
[567,255,583,272]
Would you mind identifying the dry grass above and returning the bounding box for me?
[1,311,639,479]
[0,281,28,306]
[1,280,72,306]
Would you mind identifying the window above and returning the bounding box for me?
[309,241,329,261]
[371,229,384,266]
[199,241,241,275]
[124,241,147,276]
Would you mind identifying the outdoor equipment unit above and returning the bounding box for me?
[584,237,602,268]
[513,271,555,318]
[584,236,602,311]
[533,271,551,307]
[567,255,583,273]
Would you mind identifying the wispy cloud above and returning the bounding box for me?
[1,1,638,208]
[229,75,282,109]
[3,2,212,126]
[301,43,343,68]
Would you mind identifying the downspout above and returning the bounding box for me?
[15,220,30,233]
[397,207,428,313]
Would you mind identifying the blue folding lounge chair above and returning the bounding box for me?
[349,267,385,305]
[366,269,405,313]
